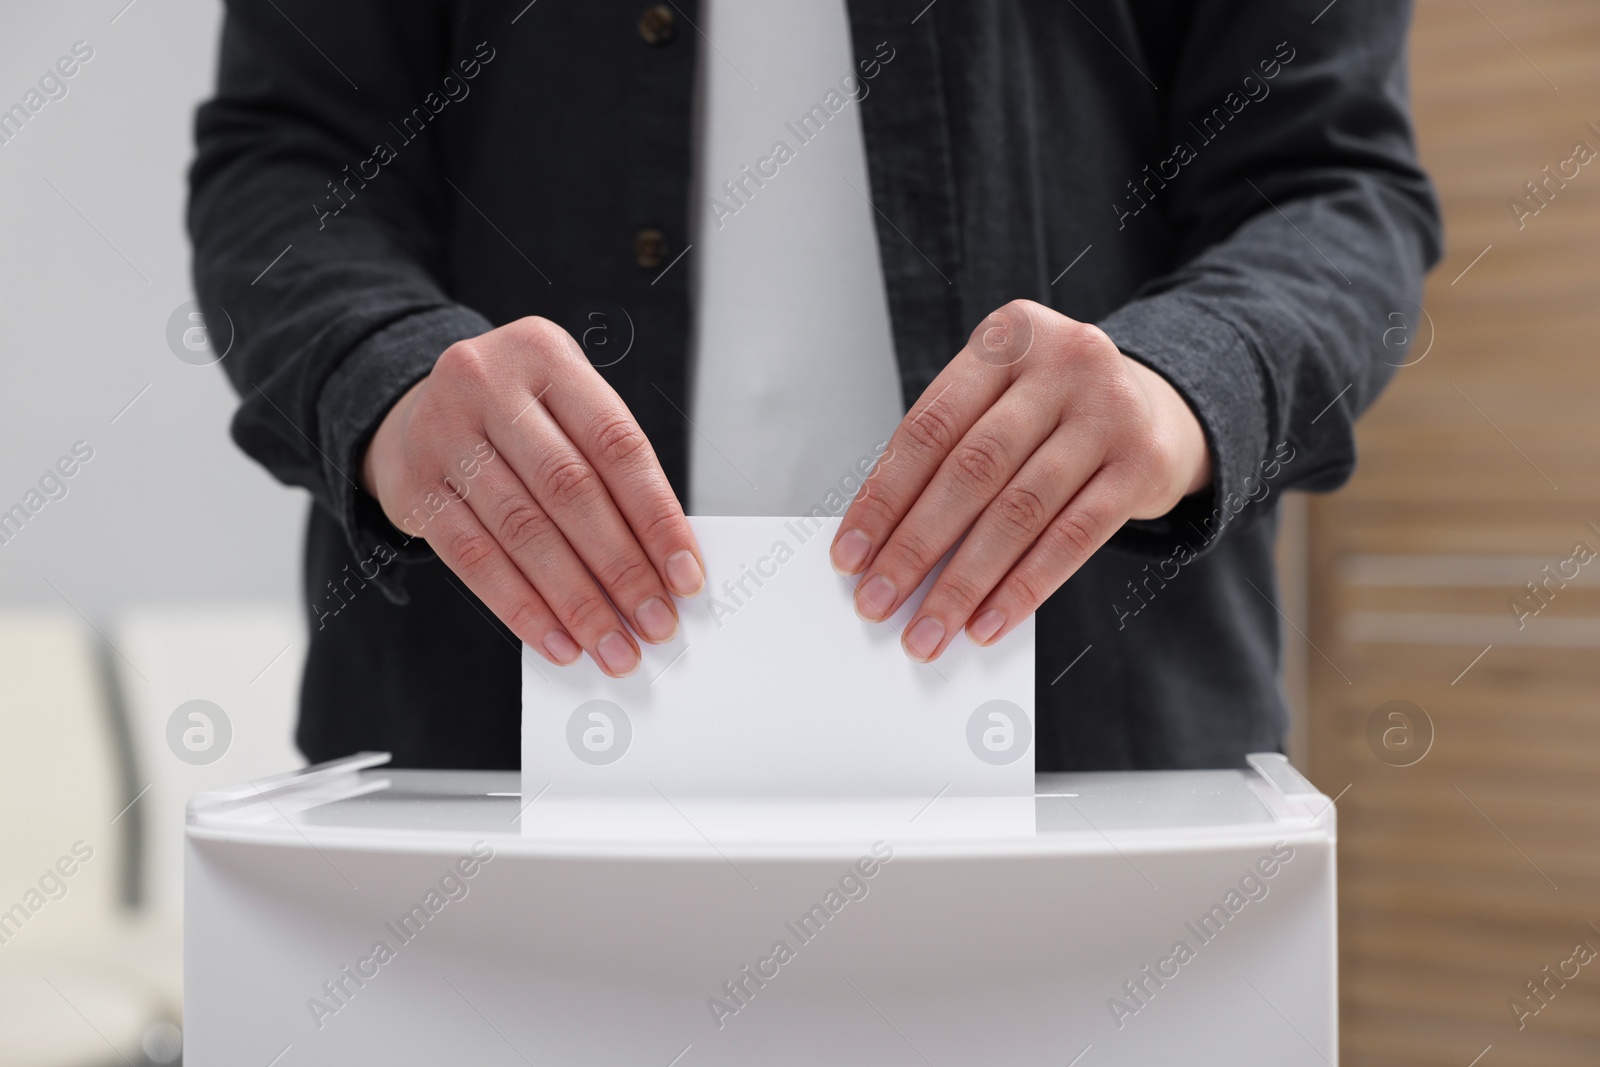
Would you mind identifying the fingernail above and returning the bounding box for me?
[831,529,872,574]
[856,574,897,621]
[543,630,582,665]
[597,631,639,676]
[636,596,677,642]
[666,550,704,597]
[903,616,945,661]
[968,610,1005,645]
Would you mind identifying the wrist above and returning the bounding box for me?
[361,376,426,502]
[1122,354,1213,508]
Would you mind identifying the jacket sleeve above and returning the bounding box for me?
[1098,0,1443,556]
[188,0,493,592]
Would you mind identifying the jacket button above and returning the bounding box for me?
[638,5,677,46]
[635,229,668,269]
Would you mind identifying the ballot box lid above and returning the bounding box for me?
[186,752,1331,859]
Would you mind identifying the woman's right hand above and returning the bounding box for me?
[362,316,705,677]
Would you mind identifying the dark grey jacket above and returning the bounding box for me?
[189,0,1441,771]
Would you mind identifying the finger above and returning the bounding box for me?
[458,461,645,678]
[900,424,1106,661]
[851,385,1062,624]
[965,468,1135,647]
[527,322,705,598]
[490,397,681,645]
[410,485,583,668]
[829,305,1035,576]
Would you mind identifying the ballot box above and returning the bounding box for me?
[184,751,1337,1066]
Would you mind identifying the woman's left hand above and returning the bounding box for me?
[829,299,1212,662]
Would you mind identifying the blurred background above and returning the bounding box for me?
[0,1,1594,1064]
[1,4,303,1064]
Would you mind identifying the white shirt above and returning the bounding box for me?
[686,0,904,516]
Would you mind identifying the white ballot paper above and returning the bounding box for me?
[521,516,1034,800]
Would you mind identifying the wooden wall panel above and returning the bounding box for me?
[1305,1,1600,1064]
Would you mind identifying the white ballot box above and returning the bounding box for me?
[184,752,1337,1066]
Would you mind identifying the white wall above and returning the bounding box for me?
[0,1,304,617]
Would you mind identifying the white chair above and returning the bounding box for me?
[108,602,307,926]
[0,610,171,1067]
